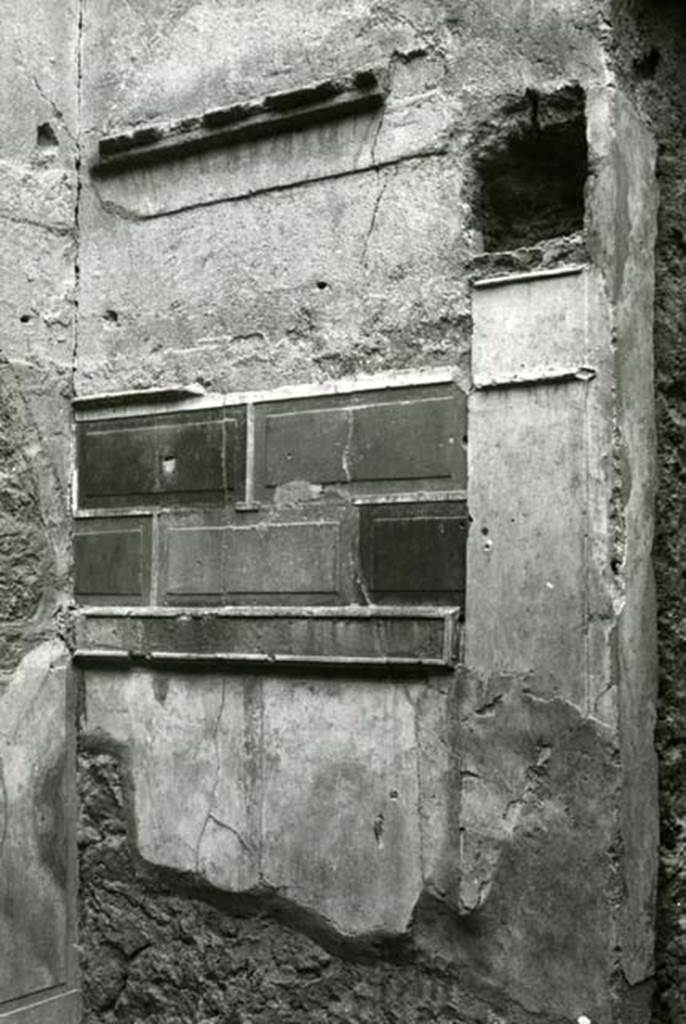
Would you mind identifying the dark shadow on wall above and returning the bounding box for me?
[472,84,588,252]
[611,2,686,1021]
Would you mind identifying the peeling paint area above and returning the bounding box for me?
[78,746,596,1024]
[81,668,454,943]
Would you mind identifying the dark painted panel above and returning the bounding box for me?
[74,517,152,605]
[75,610,455,666]
[351,397,465,484]
[77,409,244,508]
[265,409,348,486]
[161,521,341,603]
[359,501,467,602]
[257,387,467,497]
[165,526,224,600]
[224,523,339,594]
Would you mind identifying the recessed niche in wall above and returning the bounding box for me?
[473,84,588,251]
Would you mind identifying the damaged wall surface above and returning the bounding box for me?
[611,3,686,1021]
[0,0,79,1020]
[0,1,675,1023]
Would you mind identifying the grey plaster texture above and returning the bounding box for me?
[75,0,612,397]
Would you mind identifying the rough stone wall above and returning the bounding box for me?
[0,1,80,1016]
[78,748,554,1024]
[611,3,686,1021]
[0,0,77,683]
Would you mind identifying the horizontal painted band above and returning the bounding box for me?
[77,604,459,620]
[73,366,459,421]
[74,606,460,669]
[73,649,451,672]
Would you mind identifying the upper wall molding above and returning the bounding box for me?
[91,68,388,177]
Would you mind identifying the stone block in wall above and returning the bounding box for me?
[162,523,225,601]
[264,408,349,487]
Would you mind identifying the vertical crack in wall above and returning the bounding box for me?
[362,167,391,270]
[71,0,85,400]
[0,758,7,857]
[194,681,227,874]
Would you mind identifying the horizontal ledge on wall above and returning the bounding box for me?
[472,263,587,289]
[76,603,459,619]
[72,491,469,519]
[73,605,461,671]
[91,69,387,177]
[353,490,467,505]
[472,366,597,390]
[73,366,460,422]
[72,650,452,674]
[72,385,207,411]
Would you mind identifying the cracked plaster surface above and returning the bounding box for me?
[82,668,452,939]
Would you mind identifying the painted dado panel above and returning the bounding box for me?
[75,375,463,940]
[73,373,467,665]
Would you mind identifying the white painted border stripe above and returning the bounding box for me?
[78,605,460,620]
[73,366,459,421]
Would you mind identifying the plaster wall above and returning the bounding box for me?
[0,2,665,1023]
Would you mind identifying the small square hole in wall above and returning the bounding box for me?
[473,84,588,251]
